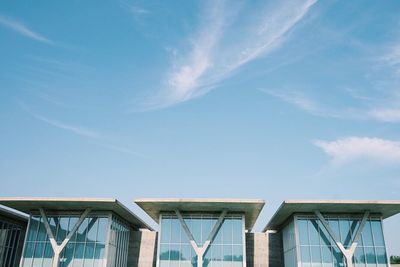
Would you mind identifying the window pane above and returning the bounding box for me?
[298,220,309,246]
[63,242,75,267]
[321,246,332,264]
[202,218,213,244]
[300,246,311,267]
[223,246,232,267]
[27,217,39,241]
[370,221,385,247]
[319,221,332,247]
[375,247,387,266]
[349,220,360,244]
[309,220,320,246]
[311,246,322,267]
[160,244,170,261]
[37,218,47,241]
[339,219,351,248]
[94,242,105,259]
[327,220,340,244]
[171,219,181,244]
[332,247,343,267]
[57,217,70,243]
[87,218,98,242]
[68,217,79,243]
[97,218,108,243]
[354,246,365,267]
[191,218,202,246]
[24,242,35,258]
[232,219,242,245]
[161,218,171,243]
[365,247,376,265]
[362,222,374,247]
[232,245,243,262]
[222,220,232,244]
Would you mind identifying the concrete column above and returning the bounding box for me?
[39,208,91,267]
[175,209,227,267]
[315,210,369,267]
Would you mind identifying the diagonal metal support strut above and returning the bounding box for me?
[315,210,369,267]
[175,209,227,267]
[39,208,91,267]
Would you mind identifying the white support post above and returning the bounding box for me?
[175,209,227,267]
[39,208,91,267]
[315,210,370,267]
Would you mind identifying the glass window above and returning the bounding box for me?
[362,222,374,247]
[159,214,244,267]
[298,220,309,246]
[295,216,388,267]
[375,247,387,266]
[232,219,242,245]
[365,247,376,266]
[311,246,322,267]
[339,219,351,248]
[370,221,385,247]
[309,220,320,246]
[22,215,109,267]
[300,246,311,267]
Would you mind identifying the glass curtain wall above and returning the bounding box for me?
[0,218,24,267]
[106,216,130,267]
[282,219,297,267]
[294,215,388,267]
[159,214,244,267]
[21,214,108,267]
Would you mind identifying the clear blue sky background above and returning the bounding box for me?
[1,0,400,256]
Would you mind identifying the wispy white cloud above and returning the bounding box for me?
[0,15,53,44]
[20,102,145,157]
[313,137,400,165]
[146,0,317,109]
[264,89,400,123]
[264,90,323,114]
[382,44,400,67]
[369,108,400,123]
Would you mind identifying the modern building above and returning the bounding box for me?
[134,198,265,267]
[0,206,28,267]
[0,198,154,267]
[0,198,399,267]
[263,200,400,267]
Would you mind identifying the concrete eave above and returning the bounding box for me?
[135,198,265,231]
[0,197,153,230]
[263,200,400,231]
[0,206,28,223]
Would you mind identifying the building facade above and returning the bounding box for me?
[0,207,28,267]
[0,198,398,267]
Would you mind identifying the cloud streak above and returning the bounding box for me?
[0,15,53,44]
[313,137,400,165]
[147,0,317,109]
[20,102,144,157]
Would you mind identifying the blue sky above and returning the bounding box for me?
[1,0,400,255]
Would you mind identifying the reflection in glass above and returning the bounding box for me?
[159,215,244,267]
[292,216,388,267]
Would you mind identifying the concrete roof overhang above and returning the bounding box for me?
[0,197,153,230]
[264,200,400,231]
[134,198,265,231]
[0,206,28,223]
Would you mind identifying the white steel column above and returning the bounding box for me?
[39,208,91,267]
[314,210,370,267]
[175,209,227,267]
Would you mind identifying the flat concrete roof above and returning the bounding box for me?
[0,197,153,230]
[135,198,265,231]
[264,200,400,231]
[0,206,28,223]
